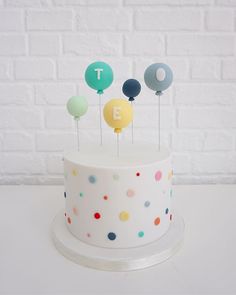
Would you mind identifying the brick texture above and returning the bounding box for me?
[0,1,235,184]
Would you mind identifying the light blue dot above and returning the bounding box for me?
[88,175,96,184]
[138,231,144,238]
[144,201,150,207]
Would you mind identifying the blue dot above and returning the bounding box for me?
[108,232,116,241]
[64,192,66,198]
[138,231,144,238]
[88,175,96,184]
[144,201,150,207]
[165,208,169,214]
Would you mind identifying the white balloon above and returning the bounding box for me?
[155,68,166,82]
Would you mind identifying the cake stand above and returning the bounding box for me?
[51,211,184,271]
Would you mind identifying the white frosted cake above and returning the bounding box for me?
[63,144,173,249]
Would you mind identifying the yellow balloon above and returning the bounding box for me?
[103,99,133,133]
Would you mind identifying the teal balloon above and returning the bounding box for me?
[67,96,88,119]
[144,63,173,95]
[85,61,113,94]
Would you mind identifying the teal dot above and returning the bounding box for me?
[144,201,150,207]
[165,208,169,214]
[88,175,96,184]
[138,231,144,238]
[79,192,84,197]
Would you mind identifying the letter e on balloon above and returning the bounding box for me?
[113,106,121,120]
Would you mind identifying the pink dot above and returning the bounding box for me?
[73,207,78,216]
[127,189,135,197]
[155,171,162,181]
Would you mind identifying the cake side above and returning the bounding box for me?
[63,145,173,249]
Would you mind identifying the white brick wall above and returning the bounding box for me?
[0,0,236,185]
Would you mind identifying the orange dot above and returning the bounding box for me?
[73,207,78,216]
[154,217,160,226]
[67,217,71,224]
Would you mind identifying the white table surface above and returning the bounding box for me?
[0,185,235,295]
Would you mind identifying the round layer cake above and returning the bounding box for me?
[63,144,173,249]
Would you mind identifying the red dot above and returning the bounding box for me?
[94,212,101,219]
[170,214,173,221]
[67,217,71,224]
[136,172,140,177]
[103,195,108,200]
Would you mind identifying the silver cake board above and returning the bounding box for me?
[51,211,184,272]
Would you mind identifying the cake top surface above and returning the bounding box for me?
[64,143,170,169]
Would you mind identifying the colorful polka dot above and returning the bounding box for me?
[119,211,130,221]
[136,172,140,177]
[126,189,135,197]
[170,214,173,221]
[168,170,173,180]
[154,217,161,226]
[87,233,91,238]
[108,232,116,241]
[113,174,119,180]
[79,192,84,197]
[94,212,101,219]
[138,231,144,238]
[170,189,173,197]
[155,171,162,181]
[144,201,150,207]
[72,169,78,176]
[64,192,66,198]
[88,175,96,183]
[64,212,66,217]
[73,207,78,216]
[165,208,169,214]
[103,195,108,200]
[67,217,71,224]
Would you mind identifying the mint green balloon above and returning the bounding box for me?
[85,61,113,94]
[67,96,88,119]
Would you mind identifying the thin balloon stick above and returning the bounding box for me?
[99,93,103,145]
[158,94,161,151]
[117,133,120,158]
[131,101,134,144]
[75,119,80,151]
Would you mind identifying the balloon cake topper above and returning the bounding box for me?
[66,61,173,156]
[144,63,173,151]
[85,61,113,146]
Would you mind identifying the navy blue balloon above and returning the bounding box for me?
[122,79,141,102]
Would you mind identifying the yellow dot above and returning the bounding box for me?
[72,169,78,176]
[168,170,173,180]
[119,211,130,221]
